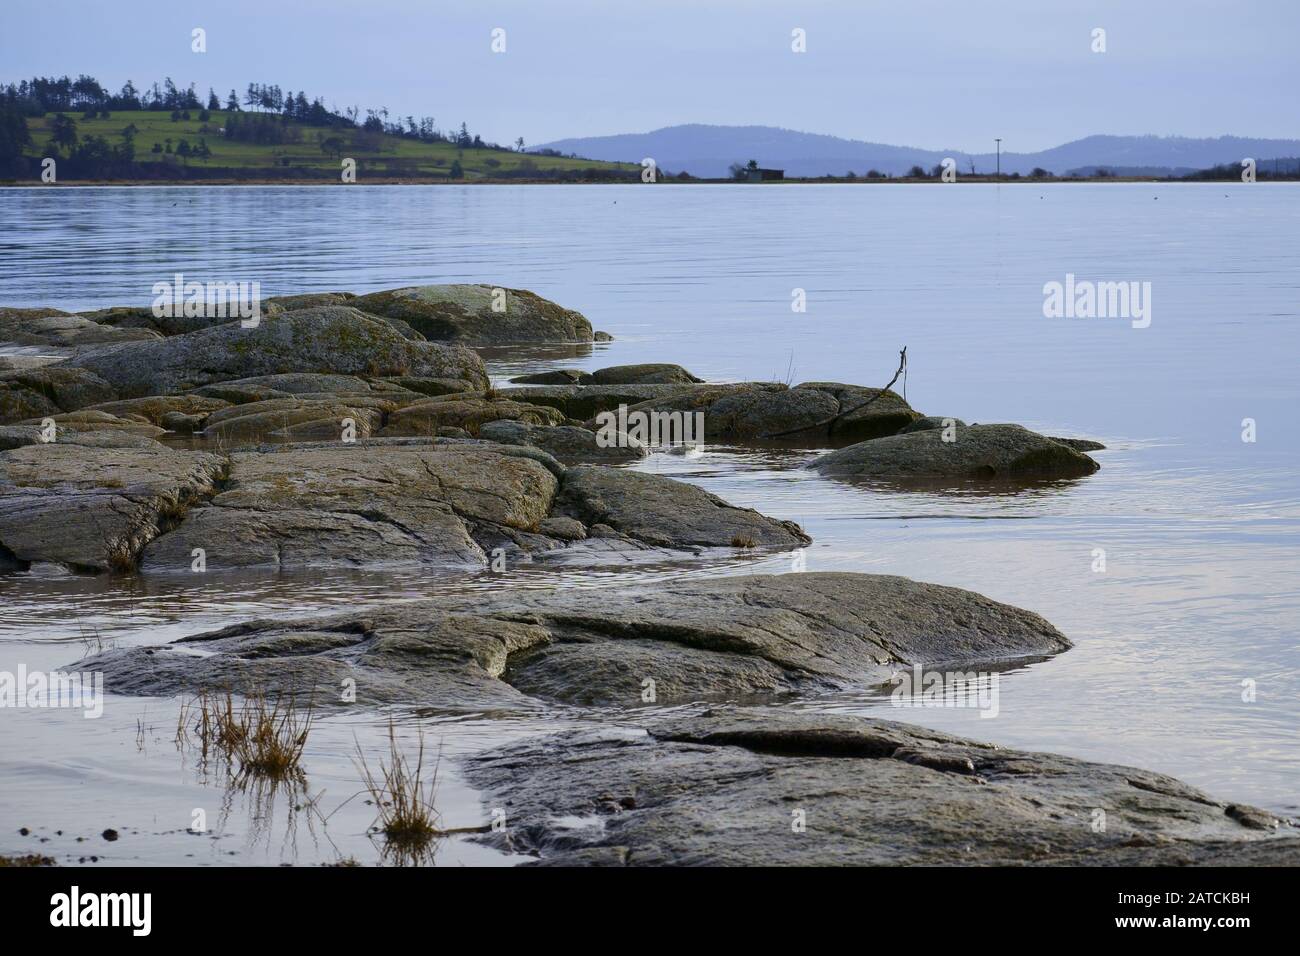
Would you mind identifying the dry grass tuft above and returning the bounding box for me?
[730,533,758,548]
[355,720,444,851]
[176,688,313,779]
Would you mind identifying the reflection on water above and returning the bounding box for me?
[1,184,1298,864]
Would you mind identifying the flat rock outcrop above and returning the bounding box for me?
[465,708,1300,865]
[351,285,593,345]
[74,572,1069,707]
[65,307,489,398]
[810,423,1101,481]
[0,442,225,572]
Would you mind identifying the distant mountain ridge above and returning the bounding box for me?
[533,125,1300,178]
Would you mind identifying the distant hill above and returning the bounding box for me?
[14,111,637,182]
[534,125,1300,179]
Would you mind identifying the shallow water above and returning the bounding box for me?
[1,184,1297,864]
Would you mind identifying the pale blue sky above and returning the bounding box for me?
[2,0,1295,150]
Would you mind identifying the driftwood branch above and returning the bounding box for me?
[763,346,908,439]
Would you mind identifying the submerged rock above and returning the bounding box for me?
[351,285,593,345]
[810,424,1100,481]
[464,707,1300,865]
[75,572,1067,707]
[66,307,489,398]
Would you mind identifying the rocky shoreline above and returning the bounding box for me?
[4,285,1296,865]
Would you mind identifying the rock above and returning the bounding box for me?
[552,465,810,551]
[464,708,1300,865]
[78,305,223,338]
[1049,436,1107,452]
[606,382,920,444]
[0,443,226,572]
[537,516,587,540]
[66,307,489,398]
[899,415,966,434]
[81,395,232,427]
[375,376,482,398]
[811,424,1100,482]
[0,307,161,348]
[21,410,167,440]
[351,285,593,345]
[503,384,697,420]
[195,373,379,398]
[203,399,386,442]
[139,440,558,572]
[0,367,119,425]
[380,396,567,438]
[264,292,356,311]
[509,369,591,385]
[0,426,42,450]
[593,330,614,342]
[802,383,924,442]
[74,572,1068,709]
[479,419,647,463]
[590,364,702,386]
[0,426,167,451]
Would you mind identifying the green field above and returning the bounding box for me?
[23,111,637,180]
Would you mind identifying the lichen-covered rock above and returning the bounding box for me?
[202,399,387,442]
[380,396,566,437]
[0,443,226,572]
[264,292,356,311]
[82,394,232,427]
[19,410,167,440]
[479,419,647,463]
[0,367,119,424]
[351,285,593,345]
[1,307,161,348]
[810,424,1101,481]
[465,708,1300,866]
[66,307,489,397]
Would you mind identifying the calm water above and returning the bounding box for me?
[1,184,1297,864]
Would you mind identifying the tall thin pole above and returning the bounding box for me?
[995,139,1002,181]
